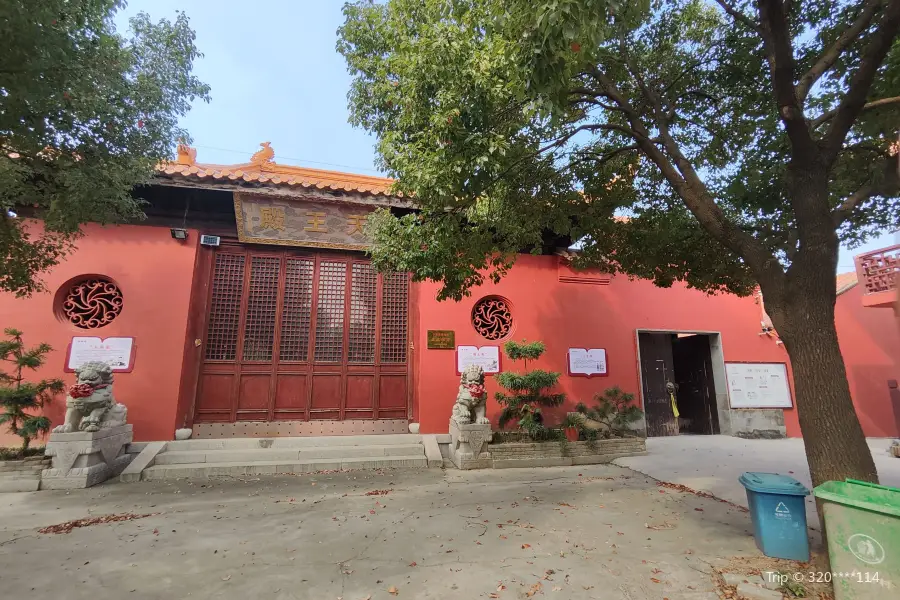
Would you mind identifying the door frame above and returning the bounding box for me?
[186,242,413,426]
[634,329,729,436]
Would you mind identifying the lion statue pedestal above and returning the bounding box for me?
[42,362,133,489]
[449,365,493,470]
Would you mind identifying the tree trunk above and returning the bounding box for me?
[773,295,878,489]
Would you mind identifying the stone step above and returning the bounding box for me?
[0,471,42,480]
[153,444,425,465]
[141,455,428,480]
[0,464,48,473]
[164,434,421,452]
[0,478,40,493]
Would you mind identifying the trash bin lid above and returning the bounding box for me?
[813,479,900,517]
[739,472,810,496]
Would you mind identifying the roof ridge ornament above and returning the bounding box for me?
[250,141,275,167]
[176,143,197,165]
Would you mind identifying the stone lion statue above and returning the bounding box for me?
[451,364,489,425]
[52,362,127,433]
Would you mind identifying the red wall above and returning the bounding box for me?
[0,223,199,444]
[413,254,794,435]
[832,284,900,437]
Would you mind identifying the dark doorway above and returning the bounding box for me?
[639,332,720,437]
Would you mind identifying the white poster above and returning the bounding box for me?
[568,348,608,377]
[725,362,792,408]
[456,345,501,374]
[67,337,134,371]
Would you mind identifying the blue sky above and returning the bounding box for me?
[116,1,897,272]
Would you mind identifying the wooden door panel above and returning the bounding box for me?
[346,376,375,408]
[238,375,271,411]
[195,248,409,424]
[196,373,234,421]
[378,375,408,418]
[639,332,678,437]
[274,375,308,411]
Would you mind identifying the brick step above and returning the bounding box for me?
[154,444,425,465]
[165,434,421,452]
[141,455,428,480]
[0,479,41,493]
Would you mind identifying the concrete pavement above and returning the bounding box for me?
[0,464,766,600]
[615,435,900,532]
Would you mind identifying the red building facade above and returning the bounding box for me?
[2,147,898,443]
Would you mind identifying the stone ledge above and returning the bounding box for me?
[0,479,40,493]
[120,441,167,483]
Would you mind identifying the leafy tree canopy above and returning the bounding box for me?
[339,0,900,300]
[0,0,209,296]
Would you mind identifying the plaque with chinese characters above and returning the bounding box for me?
[234,192,376,250]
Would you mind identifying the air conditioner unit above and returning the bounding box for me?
[200,235,221,247]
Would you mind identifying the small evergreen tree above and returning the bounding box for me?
[0,329,63,453]
[575,386,643,438]
[496,340,564,436]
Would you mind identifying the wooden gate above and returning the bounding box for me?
[638,332,679,437]
[195,247,410,423]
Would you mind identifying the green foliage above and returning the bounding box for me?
[339,0,900,298]
[0,328,64,451]
[494,339,564,434]
[0,1,210,296]
[504,340,545,362]
[561,412,585,428]
[576,386,643,437]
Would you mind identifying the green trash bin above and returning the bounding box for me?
[812,479,900,599]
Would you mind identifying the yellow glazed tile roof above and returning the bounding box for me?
[156,143,395,196]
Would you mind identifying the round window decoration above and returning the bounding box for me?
[471,296,513,341]
[61,277,124,329]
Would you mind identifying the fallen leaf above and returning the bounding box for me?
[222,575,231,581]
[497,584,506,591]
[369,510,376,515]
[694,508,704,512]
[651,568,663,574]
[521,544,531,549]
[489,595,500,599]
[526,582,543,597]
[388,585,399,595]
[552,587,562,592]
[650,578,661,584]
[365,489,392,496]
[408,561,417,567]
[153,528,159,535]
[499,535,508,540]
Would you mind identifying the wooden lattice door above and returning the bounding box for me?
[195,247,410,423]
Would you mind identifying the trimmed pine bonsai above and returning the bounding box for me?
[496,340,564,437]
[575,386,643,438]
[0,329,63,454]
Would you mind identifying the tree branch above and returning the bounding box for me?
[812,95,900,128]
[822,0,900,167]
[714,0,760,32]
[756,0,817,160]
[833,184,876,224]
[796,0,883,102]
[587,65,781,282]
[832,156,900,225]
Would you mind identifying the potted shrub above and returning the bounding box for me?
[496,340,565,439]
[561,413,583,442]
[0,329,63,457]
[575,386,644,438]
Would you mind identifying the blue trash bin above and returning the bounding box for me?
[738,472,811,561]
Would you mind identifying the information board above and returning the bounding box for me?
[725,362,792,408]
[456,345,501,375]
[567,348,608,377]
[65,337,135,372]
